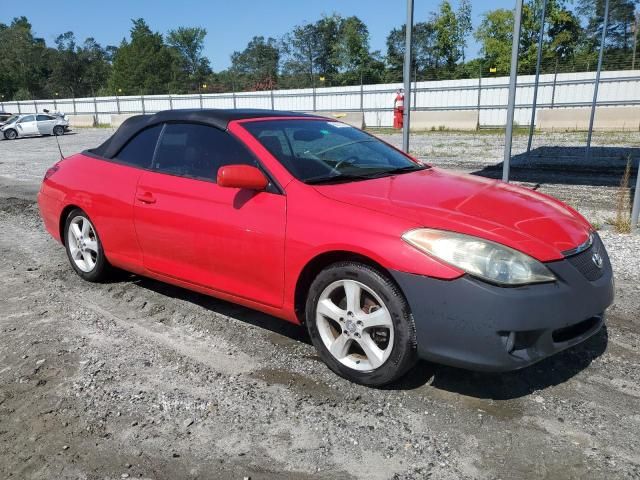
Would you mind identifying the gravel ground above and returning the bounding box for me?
[0,129,639,479]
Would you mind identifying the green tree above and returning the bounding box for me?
[335,16,384,84]
[457,0,473,62]
[475,3,545,74]
[385,22,437,80]
[433,1,461,69]
[48,32,111,97]
[108,19,176,95]
[547,6,582,64]
[167,27,211,91]
[230,36,280,89]
[475,9,517,74]
[0,17,50,100]
[578,0,639,51]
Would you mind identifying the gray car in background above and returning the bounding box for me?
[1,113,70,140]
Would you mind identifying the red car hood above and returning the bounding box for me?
[314,168,591,262]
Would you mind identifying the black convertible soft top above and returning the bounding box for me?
[89,108,321,159]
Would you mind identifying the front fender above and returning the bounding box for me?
[282,181,464,316]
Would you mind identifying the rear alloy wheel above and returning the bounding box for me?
[3,129,17,140]
[53,125,64,136]
[306,262,417,386]
[64,209,109,282]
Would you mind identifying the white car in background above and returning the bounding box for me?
[1,113,70,140]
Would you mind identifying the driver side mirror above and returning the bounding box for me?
[217,165,268,191]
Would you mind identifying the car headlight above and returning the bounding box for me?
[402,228,556,286]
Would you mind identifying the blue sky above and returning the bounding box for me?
[3,0,516,70]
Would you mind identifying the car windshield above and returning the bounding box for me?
[242,119,427,184]
[3,115,19,124]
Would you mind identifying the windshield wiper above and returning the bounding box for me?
[305,164,428,185]
[364,164,429,178]
[305,172,372,185]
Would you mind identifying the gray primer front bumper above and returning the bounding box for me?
[390,254,614,372]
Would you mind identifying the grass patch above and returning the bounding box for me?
[607,156,633,233]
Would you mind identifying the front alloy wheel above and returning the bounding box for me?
[316,279,394,371]
[64,209,109,281]
[306,262,417,386]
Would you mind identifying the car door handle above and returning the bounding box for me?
[136,192,156,204]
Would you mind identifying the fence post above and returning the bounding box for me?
[270,89,275,110]
[413,67,417,109]
[312,85,317,112]
[34,99,38,113]
[586,0,609,162]
[551,58,558,108]
[168,94,173,110]
[116,95,120,114]
[631,166,640,233]
[232,77,238,109]
[17,102,22,114]
[476,63,482,130]
[141,95,146,114]
[93,97,98,125]
[360,73,364,112]
[72,97,77,115]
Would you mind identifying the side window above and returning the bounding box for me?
[36,115,52,121]
[20,115,35,123]
[113,124,162,169]
[153,123,256,182]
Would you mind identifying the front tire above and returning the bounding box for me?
[53,125,64,136]
[64,209,109,282]
[3,129,17,140]
[305,262,417,386]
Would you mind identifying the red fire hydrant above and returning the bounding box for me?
[393,89,404,129]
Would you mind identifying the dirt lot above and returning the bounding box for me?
[1,129,639,479]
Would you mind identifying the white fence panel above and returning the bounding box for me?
[2,70,638,128]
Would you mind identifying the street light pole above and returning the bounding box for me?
[586,0,610,161]
[503,0,524,182]
[527,0,547,154]
[632,13,638,70]
[402,0,414,153]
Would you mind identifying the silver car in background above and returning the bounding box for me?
[1,113,70,140]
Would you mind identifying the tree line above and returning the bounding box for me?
[1,0,638,102]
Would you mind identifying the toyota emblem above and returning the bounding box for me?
[592,251,603,269]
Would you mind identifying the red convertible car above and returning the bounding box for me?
[38,109,614,386]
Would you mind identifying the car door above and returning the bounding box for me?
[36,114,56,135]
[16,115,38,136]
[133,122,286,308]
[81,124,163,270]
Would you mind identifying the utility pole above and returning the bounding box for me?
[402,0,414,153]
[586,0,610,161]
[632,13,639,70]
[527,0,547,153]
[503,0,524,182]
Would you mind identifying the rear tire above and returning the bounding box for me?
[305,261,417,387]
[63,208,110,282]
[3,129,17,140]
[53,125,64,136]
